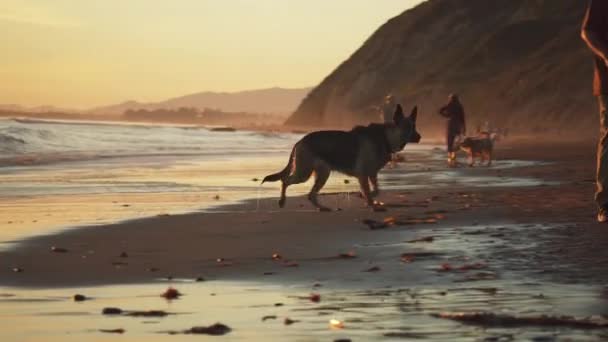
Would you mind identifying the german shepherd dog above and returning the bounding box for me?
[262,105,421,211]
[459,133,496,167]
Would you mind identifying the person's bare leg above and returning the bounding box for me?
[596,95,608,222]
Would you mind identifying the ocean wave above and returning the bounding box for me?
[0,133,26,154]
[0,125,60,154]
[0,132,26,145]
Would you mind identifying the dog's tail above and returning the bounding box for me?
[261,147,295,184]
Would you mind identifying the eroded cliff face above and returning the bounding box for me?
[287,0,593,134]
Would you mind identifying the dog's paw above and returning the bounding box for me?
[371,201,387,212]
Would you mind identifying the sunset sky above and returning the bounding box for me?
[1,0,423,108]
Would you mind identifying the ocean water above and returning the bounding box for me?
[0,118,547,246]
[0,118,296,168]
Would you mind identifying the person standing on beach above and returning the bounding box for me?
[381,94,397,123]
[581,0,608,222]
[439,94,466,166]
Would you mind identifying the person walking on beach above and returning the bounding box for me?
[581,0,608,222]
[439,93,466,166]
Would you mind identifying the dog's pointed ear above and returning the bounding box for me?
[410,106,418,123]
[393,104,405,125]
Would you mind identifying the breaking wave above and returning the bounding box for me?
[0,118,300,167]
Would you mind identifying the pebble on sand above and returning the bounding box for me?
[309,293,321,303]
[12,267,23,273]
[161,287,182,300]
[73,294,87,302]
[102,307,123,315]
[284,318,299,325]
[177,323,232,336]
[99,328,125,334]
[126,310,169,317]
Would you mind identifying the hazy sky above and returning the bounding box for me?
[1,0,423,108]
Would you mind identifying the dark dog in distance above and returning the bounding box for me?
[262,105,421,211]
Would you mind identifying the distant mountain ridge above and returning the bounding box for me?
[1,87,312,117]
[90,87,312,116]
[287,0,594,133]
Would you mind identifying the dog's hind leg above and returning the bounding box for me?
[279,181,288,208]
[279,147,313,208]
[308,165,331,212]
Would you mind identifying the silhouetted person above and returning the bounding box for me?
[439,94,466,166]
[581,0,608,222]
[381,94,396,124]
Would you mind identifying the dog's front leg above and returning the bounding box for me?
[357,176,374,206]
[369,174,380,198]
[359,176,385,211]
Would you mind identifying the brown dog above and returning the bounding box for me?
[459,135,494,166]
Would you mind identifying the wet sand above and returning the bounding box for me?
[0,137,598,287]
[2,137,608,341]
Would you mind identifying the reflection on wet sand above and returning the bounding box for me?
[1,223,607,341]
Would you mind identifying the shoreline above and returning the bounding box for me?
[0,187,505,289]
[0,138,601,289]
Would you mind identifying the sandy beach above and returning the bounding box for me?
[2,136,608,341]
